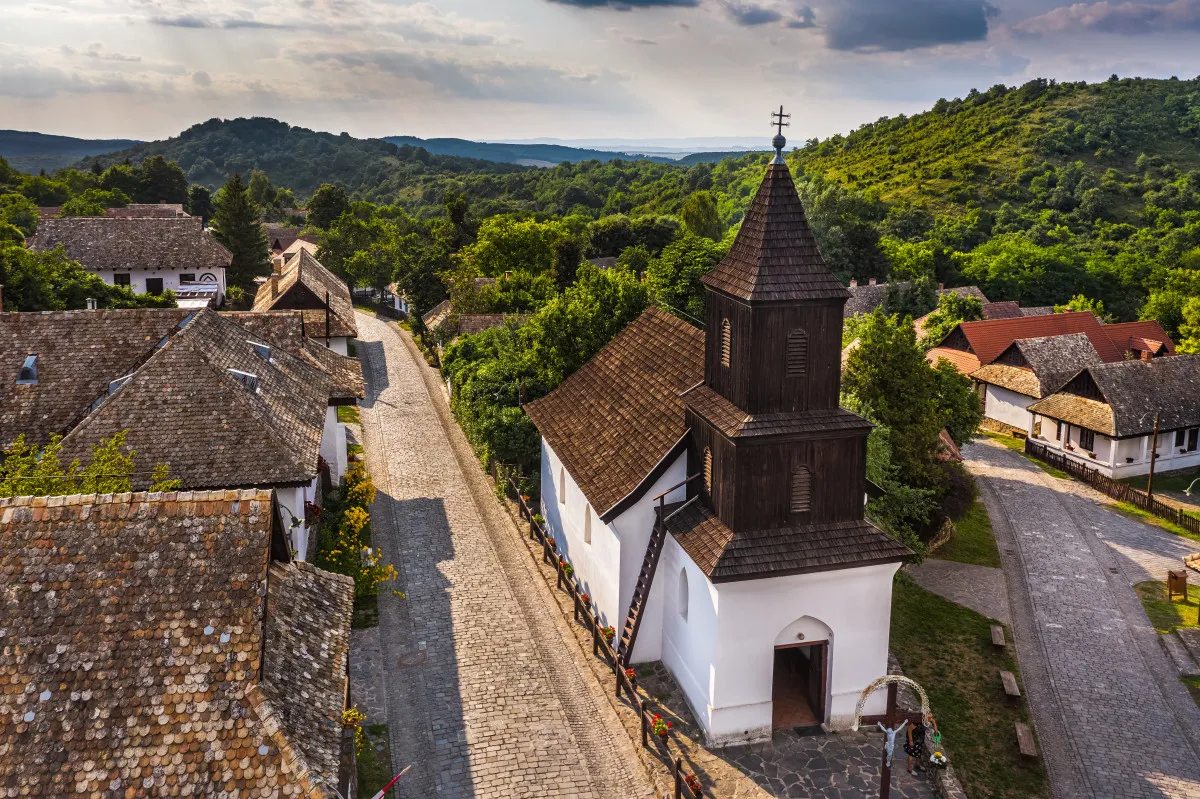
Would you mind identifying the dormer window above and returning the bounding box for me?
[228,368,260,393]
[720,319,731,368]
[249,341,272,362]
[17,355,37,384]
[108,374,133,394]
[786,329,808,377]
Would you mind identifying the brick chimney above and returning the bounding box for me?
[849,279,858,288]
[1141,349,1153,361]
[869,277,877,286]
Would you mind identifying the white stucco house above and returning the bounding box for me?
[1028,354,1200,479]
[525,149,911,747]
[253,249,358,356]
[29,216,232,307]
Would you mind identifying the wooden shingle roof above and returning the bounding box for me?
[663,500,910,582]
[701,163,849,302]
[28,216,231,273]
[253,250,357,339]
[972,333,1103,398]
[682,383,872,439]
[224,311,365,403]
[946,311,1123,366]
[0,490,352,797]
[525,308,703,518]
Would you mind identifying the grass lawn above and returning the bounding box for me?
[353,592,379,629]
[357,723,393,796]
[1121,472,1200,496]
[891,574,1049,799]
[338,405,362,425]
[984,432,1069,479]
[1134,580,1200,633]
[937,501,1001,568]
[348,442,364,458]
[1106,502,1200,543]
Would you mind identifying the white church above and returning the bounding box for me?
[525,132,912,747]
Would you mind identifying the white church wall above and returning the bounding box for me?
[983,384,1034,432]
[704,562,901,746]
[658,535,720,729]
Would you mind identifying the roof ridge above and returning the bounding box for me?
[0,487,269,510]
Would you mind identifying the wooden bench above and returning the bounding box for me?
[1015,722,1038,758]
[991,624,1006,648]
[1000,670,1021,699]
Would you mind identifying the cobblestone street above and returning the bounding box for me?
[967,439,1200,798]
[352,312,654,799]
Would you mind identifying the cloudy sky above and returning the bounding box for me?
[2,0,1199,144]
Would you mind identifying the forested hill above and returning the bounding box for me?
[382,136,675,166]
[0,130,140,174]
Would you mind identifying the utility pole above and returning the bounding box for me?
[1148,411,1161,499]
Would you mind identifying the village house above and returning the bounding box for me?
[1027,354,1200,478]
[253,248,359,355]
[526,142,911,746]
[28,216,231,307]
[0,307,363,558]
[0,489,355,797]
[928,312,1176,435]
[844,279,990,318]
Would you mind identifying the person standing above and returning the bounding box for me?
[905,714,936,774]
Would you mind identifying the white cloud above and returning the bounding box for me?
[1013,0,1200,36]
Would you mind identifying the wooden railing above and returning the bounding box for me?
[1025,439,1200,535]
[506,477,713,798]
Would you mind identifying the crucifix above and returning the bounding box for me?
[772,104,791,136]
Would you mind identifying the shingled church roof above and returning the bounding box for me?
[701,162,849,303]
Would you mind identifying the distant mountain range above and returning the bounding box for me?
[0,130,140,174]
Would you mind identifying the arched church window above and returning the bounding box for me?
[791,466,812,514]
[703,448,713,495]
[558,466,566,506]
[584,505,592,544]
[678,568,689,621]
[720,319,731,368]
[786,328,808,377]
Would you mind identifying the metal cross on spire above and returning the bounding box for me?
[771,105,790,163]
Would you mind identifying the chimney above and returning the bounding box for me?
[849,279,858,288]
[271,274,280,298]
[273,258,285,276]
[869,277,877,286]
[1141,349,1152,361]
[86,297,97,310]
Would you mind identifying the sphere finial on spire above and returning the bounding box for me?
[771,105,790,164]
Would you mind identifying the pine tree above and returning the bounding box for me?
[211,173,268,289]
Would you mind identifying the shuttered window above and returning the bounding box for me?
[786,329,808,377]
[791,467,812,514]
[703,448,713,494]
[720,319,731,368]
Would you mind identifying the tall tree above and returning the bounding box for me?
[307,184,351,229]
[680,191,723,241]
[188,185,214,224]
[137,156,188,205]
[210,173,268,289]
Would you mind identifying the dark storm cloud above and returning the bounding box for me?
[823,0,998,51]
[546,0,699,8]
[720,1,783,24]
[1014,0,1200,36]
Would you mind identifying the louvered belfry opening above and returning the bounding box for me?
[703,448,713,494]
[790,467,811,514]
[786,328,808,377]
[720,319,731,367]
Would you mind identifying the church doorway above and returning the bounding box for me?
[771,642,827,730]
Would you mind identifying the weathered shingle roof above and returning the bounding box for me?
[937,311,1123,367]
[1030,354,1200,437]
[663,500,910,582]
[105,203,189,218]
[0,490,351,797]
[28,217,231,273]
[702,163,849,302]
[683,383,872,438]
[926,347,982,374]
[223,311,365,402]
[422,299,453,330]
[266,225,304,251]
[982,300,1022,320]
[253,250,358,339]
[525,308,704,518]
[56,309,331,489]
[0,308,192,446]
[847,283,988,319]
[972,333,1104,398]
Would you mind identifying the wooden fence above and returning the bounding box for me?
[506,478,707,798]
[1024,439,1200,535]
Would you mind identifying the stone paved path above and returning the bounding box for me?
[967,439,1200,799]
[907,560,1011,624]
[354,312,654,799]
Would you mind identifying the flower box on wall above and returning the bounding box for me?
[1088,452,1096,459]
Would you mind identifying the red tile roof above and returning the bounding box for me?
[952,312,1123,365]
[1102,320,1176,356]
[926,347,981,374]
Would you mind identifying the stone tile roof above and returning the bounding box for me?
[683,383,872,439]
[702,163,849,302]
[57,309,330,489]
[0,308,192,446]
[1030,354,1200,437]
[224,311,364,402]
[662,499,910,582]
[28,217,231,273]
[105,203,189,218]
[846,283,988,318]
[1103,320,1176,356]
[1021,306,1054,317]
[525,308,704,518]
[253,250,358,339]
[982,300,1022,320]
[0,490,351,797]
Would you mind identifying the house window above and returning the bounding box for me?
[1056,421,1062,442]
[791,466,812,514]
[678,568,689,621]
[113,273,131,287]
[703,448,712,495]
[145,277,164,295]
[1177,430,1187,448]
[720,319,731,368]
[584,505,592,544]
[1190,429,1199,453]
[1080,429,1096,452]
[17,355,37,384]
[558,466,566,506]
[786,329,808,377]
[179,273,196,284]
[1033,420,1042,438]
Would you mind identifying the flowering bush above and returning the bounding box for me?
[580,592,591,605]
[314,461,396,598]
[560,560,574,578]
[601,625,615,642]
[651,714,672,737]
[685,774,703,795]
[930,750,947,767]
[624,667,637,685]
[342,706,368,755]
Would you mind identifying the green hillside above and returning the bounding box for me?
[0,130,140,174]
